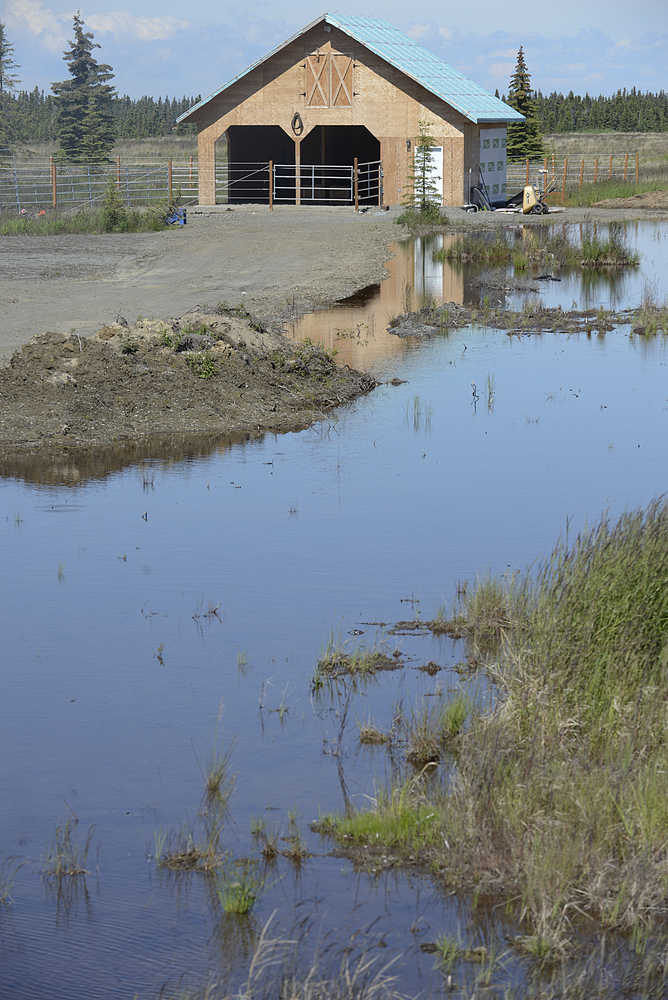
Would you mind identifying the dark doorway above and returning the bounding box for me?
[223,126,294,203]
[300,126,380,205]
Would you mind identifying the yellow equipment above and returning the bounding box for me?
[522,169,555,215]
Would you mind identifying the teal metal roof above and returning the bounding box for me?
[177,12,523,125]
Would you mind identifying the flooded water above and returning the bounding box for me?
[1,221,667,999]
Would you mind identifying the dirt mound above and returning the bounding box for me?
[593,190,668,210]
[0,309,376,456]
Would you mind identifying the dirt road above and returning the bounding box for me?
[0,207,395,364]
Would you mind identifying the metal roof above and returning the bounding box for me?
[177,12,524,125]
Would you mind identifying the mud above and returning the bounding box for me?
[0,308,376,462]
[389,300,646,339]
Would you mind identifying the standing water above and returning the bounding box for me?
[0,221,666,998]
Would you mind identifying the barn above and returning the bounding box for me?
[177,13,524,208]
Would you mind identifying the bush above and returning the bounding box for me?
[101,178,128,232]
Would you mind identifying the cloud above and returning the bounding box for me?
[438,27,453,41]
[407,23,429,40]
[87,12,190,42]
[489,61,514,78]
[4,1,189,52]
[4,0,69,53]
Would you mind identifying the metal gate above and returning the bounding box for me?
[273,160,382,206]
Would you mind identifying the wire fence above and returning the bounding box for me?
[506,151,652,195]
[0,158,204,212]
[0,156,383,212]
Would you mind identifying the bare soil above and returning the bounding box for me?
[0,309,375,470]
[594,190,668,210]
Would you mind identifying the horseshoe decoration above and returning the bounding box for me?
[291,112,304,136]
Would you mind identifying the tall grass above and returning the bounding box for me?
[317,501,668,953]
[556,178,668,207]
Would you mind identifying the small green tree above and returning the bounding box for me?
[506,46,543,162]
[52,12,116,162]
[404,120,442,220]
[0,23,20,153]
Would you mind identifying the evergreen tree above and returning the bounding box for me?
[0,22,20,153]
[506,46,543,160]
[405,120,442,216]
[52,12,115,161]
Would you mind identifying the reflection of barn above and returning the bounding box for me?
[178,13,524,207]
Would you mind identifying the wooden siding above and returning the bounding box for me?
[194,24,479,205]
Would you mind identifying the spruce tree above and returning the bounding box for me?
[52,12,115,162]
[405,120,442,217]
[506,46,543,161]
[0,23,20,153]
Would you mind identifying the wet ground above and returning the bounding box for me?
[0,220,667,998]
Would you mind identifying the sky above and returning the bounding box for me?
[2,0,667,101]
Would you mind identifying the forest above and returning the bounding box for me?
[1,87,665,149]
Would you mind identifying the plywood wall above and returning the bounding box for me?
[194,24,479,205]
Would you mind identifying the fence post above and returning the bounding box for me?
[561,157,567,202]
[579,158,584,188]
[635,151,639,184]
[269,160,273,210]
[189,154,193,184]
[623,152,628,182]
[608,154,613,180]
[525,158,529,185]
[116,155,121,189]
[51,157,57,209]
[378,163,382,207]
[353,156,359,212]
[551,152,555,185]
[168,159,173,202]
[594,157,598,184]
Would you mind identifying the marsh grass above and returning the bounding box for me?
[405,695,469,767]
[155,820,224,873]
[43,818,94,880]
[317,501,668,954]
[433,228,639,269]
[312,638,403,689]
[631,286,668,336]
[215,859,262,914]
[0,858,23,904]
[359,720,390,745]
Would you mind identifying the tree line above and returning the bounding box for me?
[4,88,199,145]
[1,16,666,162]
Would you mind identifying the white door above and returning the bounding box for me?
[414,145,443,205]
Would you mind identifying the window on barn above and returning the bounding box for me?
[304,51,353,108]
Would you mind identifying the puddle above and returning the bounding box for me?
[0,221,666,998]
[288,221,668,373]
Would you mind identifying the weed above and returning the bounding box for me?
[155,823,223,873]
[281,812,310,865]
[203,743,235,810]
[313,638,403,689]
[43,818,94,880]
[396,203,445,228]
[236,651,248,670]
[120,336,139,355]
[186,351,217,379]
[216,858,262,914]
[359,721,389,745]
[435,933,460,973]
[0,858,23,904]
